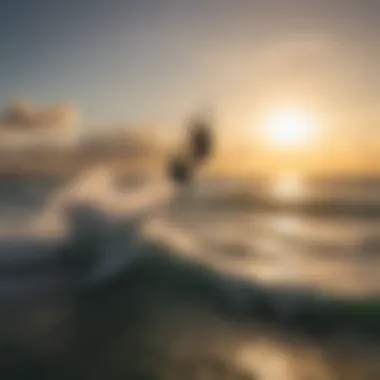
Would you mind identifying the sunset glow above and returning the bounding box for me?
[272,174,305,200]
[263,108,315,148]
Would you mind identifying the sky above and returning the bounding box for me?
[1,0,380,173]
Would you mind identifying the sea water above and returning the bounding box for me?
[0,169,379,379]
[0,169,379,296]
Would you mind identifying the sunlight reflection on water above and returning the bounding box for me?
[236,338,338,380]
[271,174,307,202]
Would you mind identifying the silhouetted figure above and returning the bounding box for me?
[188,117,213,165]
[167,156,193,186]
[167,112,214,187]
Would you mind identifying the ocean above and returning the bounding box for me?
[0,169,379,296]
[0,168,379,379]
[147,174,380,296]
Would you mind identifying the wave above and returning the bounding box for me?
[0,168,175,298]
[0,171,379,379]
[179,189,380,219]
[2,238,379,379]
[0,168,379,299]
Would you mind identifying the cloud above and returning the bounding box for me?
[0,100,79,131]
[81,125,163,156]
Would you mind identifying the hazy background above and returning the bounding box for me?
[1,0,380,176]
[0,2,379,380]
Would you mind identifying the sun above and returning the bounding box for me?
[263,108,314,147]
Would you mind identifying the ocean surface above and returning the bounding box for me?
[0,168,379,379]
[0,169,379,297]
